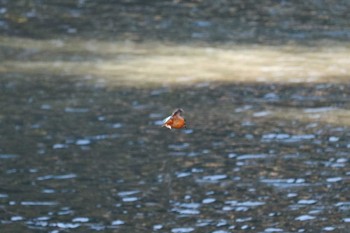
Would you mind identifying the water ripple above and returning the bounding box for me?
[0,194,9,198]
[20,201,58,206]
[202,198,216,204]
[323,226,336,231]
[236,154,269,160]
[326,177,343,183]
[295,215,315,221]
[118,190,140,197]
[169,143,190,150]
[197,174,227,183]
[122,197,138,202]
[0,154,18,159]
[223,200,265,212]
[37,173,77,181]
[111,220,125,225]
[262,134,315,143]
[55,222,80,229]
[72,217,89,223]
[264,228,284,232]
[11,216,24,221]
[153,224,163,230]
[64,107,89,113]
[171,227,195,233]
[298,199,317,205]
[260,178,308,188]
[173,202,201,215]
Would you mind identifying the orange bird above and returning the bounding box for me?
[162,109,186,130]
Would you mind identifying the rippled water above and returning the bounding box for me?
[1,1,350,233]
[1,78,349,233]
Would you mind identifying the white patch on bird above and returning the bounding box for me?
[162,116,172,124]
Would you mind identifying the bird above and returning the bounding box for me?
[162,108,186,130]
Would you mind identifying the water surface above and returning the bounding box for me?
[1,1,350,232]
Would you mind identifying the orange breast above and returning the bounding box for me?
[170,116,185,129]
[164,118,173,127]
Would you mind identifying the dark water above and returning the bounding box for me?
[1,1,350,233]
[1,78,349,232]
[2,0,350,43]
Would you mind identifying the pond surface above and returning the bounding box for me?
[1,78,350,232]
[1,1,350,233]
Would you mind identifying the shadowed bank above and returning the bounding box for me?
[1,1,350,233]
